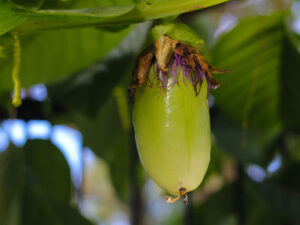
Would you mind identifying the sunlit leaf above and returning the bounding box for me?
[211,13,284,131]
[47,22,150,116]
[0,26,131,93]
[0,0,26,36]
[10,0,230,34]
[13,4,136,21]
[210,12,300,163]
[150,22,204,47]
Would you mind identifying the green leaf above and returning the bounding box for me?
[49,201,93,225]
[242,177,287,225]
[11,0,230,34]
[192,185,237,225]
[0,140,91,225]
[212,12,300,131]
[280,33,300,130]
[211,13,285,131]
[0,147,24,225]
[0,0,26,36]
[249,180,300,223]
[47,22,150,116]
[150,22,204,47]
[0,26,131,93]
[13,4,136,21]
[73,0,136,9]
[245,201,284,225]
[286,133,300,161]
[46,24,150,199]
[23,185,92,225]
[210,12,300,162]
[24,140,71,203]
[47,23,150,199]
[212,113,281,164]
[70,95,131,200]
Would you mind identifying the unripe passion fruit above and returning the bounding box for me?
[133,67,210,197]
[130,36,226,203]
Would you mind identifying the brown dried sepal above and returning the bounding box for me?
[129,35,227,96]
[154,36,178,72]
[165,187,188,204]
[173,42,227,89]
[129,45,155,96]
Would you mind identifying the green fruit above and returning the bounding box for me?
[133,66,211,196]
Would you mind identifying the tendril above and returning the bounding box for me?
[11,33,22,107]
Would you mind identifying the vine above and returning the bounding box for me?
[11,33,22,107]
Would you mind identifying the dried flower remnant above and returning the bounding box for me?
[129,36,227,96]
[131,35,227,205]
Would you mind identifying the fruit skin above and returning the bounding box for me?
[133,67,211,196]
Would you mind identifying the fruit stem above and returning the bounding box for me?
[165,187,188,204]
[183,194,189,205]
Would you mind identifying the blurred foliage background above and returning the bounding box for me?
[0,0,300,224]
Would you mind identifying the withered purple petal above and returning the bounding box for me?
[151,51,217,95]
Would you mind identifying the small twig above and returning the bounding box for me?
[129,128,144,225]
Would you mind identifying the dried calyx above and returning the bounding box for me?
[165,187,188,205]
[129,35,227,96]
